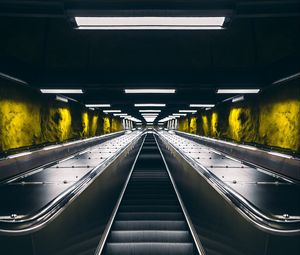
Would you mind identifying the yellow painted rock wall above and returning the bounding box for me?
[177,81,299,153]
[0,99,42,150]
[189,116,197,134]
[111,118,123,132]
[103,116,111,134]
[178,118,189,132]
[0,83,123,152]
[42,107,72,142]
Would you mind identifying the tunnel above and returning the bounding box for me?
[0,1,300,255]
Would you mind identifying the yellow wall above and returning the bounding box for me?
[189,116,197,134]
[177,82,300,153]
[0,84,123,152]
[43,107,72,142]
[111,118,123,132]
[0,99,42,150]
[90,115,98,137]
[258,99,300,151]
[178,118,189,132]
[103,116,111,134]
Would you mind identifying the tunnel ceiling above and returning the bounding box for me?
[0,0,300,121]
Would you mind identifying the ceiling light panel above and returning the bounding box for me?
[40,89,83,94]
[103,110,121,113]
[135,104,166,107]
[139,110,161,113]
[85,104,111,107]
[125,89,176,94]
[179,110,197,113]
[216,89,260,94]
[189,104,215,107]
[75,17,225,30]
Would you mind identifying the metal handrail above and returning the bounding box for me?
[0,132,144,235]
[156,131,300,235]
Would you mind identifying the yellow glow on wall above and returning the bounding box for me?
[81,112,89,138]
[227,107,256,142]
[111,118,123,132]
[258,100,300,151]
[0,99,42,150]
[90,115,98,136]
[43,107,72,142]
[202,115,209,136]
[103,116,111,134]
[178,118,189,132]
[189,116,197,134]
[211,112,219,138]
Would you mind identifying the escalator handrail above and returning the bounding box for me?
[0,132,144,235]
[157,131,300,235]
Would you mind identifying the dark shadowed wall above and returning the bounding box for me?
[0,81,123,152]
[178,80,300,153]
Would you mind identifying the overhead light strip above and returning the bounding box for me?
[139,110,161,113]
[125,89,175,94]
[75,17,226,30]
[40,89,84,94]
[216,89,260,94]
[135,104,166,107]
[103,110,121,113]
[85,104,111,107]
[179,110,197,113]
[56,95,68,103]
[189,104,215,107]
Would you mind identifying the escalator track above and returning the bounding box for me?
[100,133,200,255]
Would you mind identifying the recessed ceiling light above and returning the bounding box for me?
[216,89,260,94]
[75,17,226,30]
[85,104,111,107]
[232,95,244,103]
[113,113,128,116]
[139,110,161,113]
[179,110,197,113]
[56,95,68,103]
[40,89,83,94]
[189,104,215,107]
[125,89,175,94]
[141,113,159,116]
[173,113,187,116]
[103,110,121,113]
[135,104,166,107]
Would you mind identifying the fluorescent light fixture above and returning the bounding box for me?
[272,72,300,85]
[103,110,121,113]
[173,113,187,116]
[113,113,128,116]
[139,110,161,113]
[75,17,225,30]
[135,104,166,107]
[216,89,260,94]
[56,95,68,103]
[141,113,159,116]
[205,108,211,110]
[85,104,111,107]
[40,89,83,94]
[232,95,244,103]
[89,108,95,111]
[125,89,175,94]
[146,123,154,125]
[0,72,28,85]
[179,110,197,113]
[189,104,215,107]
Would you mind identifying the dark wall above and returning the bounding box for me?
[178,80,300,153]
[0,81,123,152]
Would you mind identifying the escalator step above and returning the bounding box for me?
[109,230,192,242]
[112,220,188,230]
[118,205,182,212]
[103,242,195,255]
[116,212,184,221]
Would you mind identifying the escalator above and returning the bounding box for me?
[100,133,200,255]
